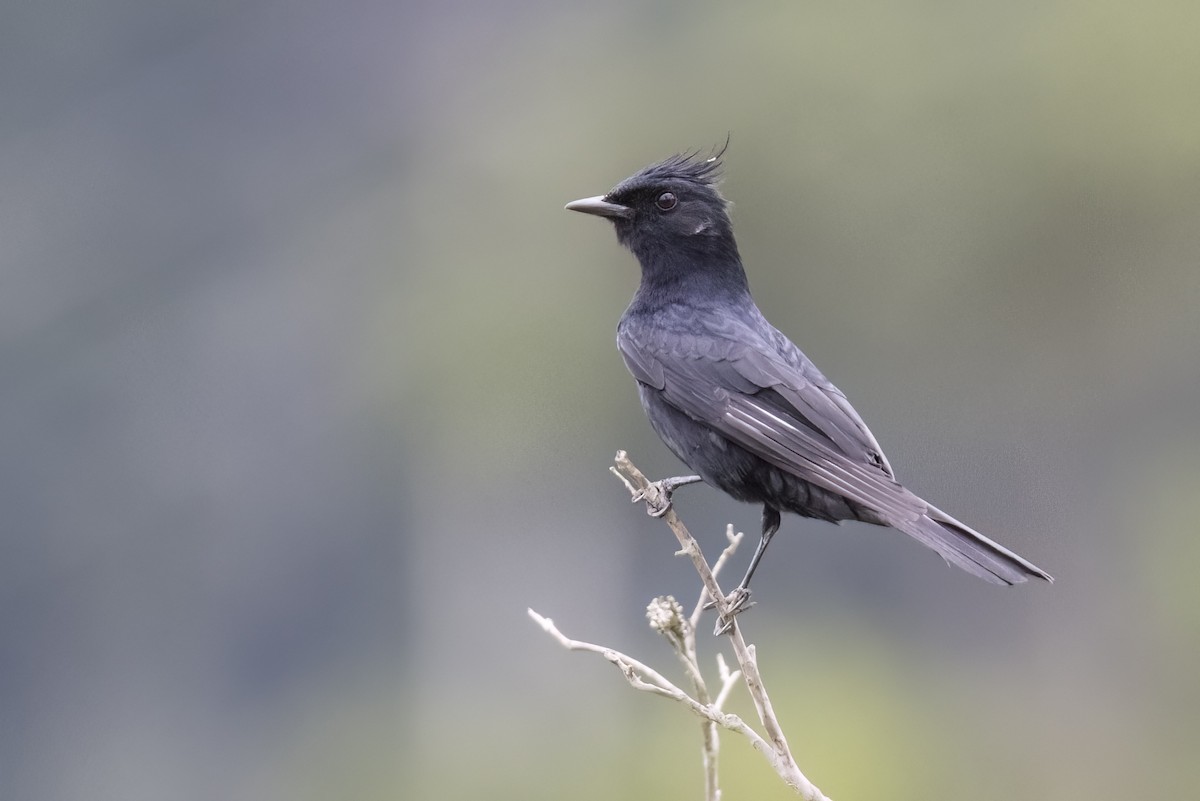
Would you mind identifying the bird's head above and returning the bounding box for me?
[565,150,739,273]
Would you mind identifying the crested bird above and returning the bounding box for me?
[566,150,1052,624]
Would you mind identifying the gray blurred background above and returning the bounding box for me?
[3,1,1198,798]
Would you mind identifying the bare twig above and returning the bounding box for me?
[530,452,831,800]
[680,527,742,801]
[610,451,831,801]
[691,525,745,635]
[527,608,769,749]
[713,653,741,711]
[608,455,735,631]
[646,596,721,801]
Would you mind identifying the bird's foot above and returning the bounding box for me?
[631,474,702,518]
[708,588,754,635]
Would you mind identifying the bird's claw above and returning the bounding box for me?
[631,487,672,518]
[703,587,752,612]
[631,475,702,518]
[708,588,754,635]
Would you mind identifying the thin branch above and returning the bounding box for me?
[527,609,769,749]
[646,596,720,801]
[685,525,742,801]
[610,460,735,790]
[713,653,741,711]
[610,451,832,801]
[609,454,735,629]
[690,524,745,635]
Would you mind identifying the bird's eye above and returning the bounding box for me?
[655,192,678,212]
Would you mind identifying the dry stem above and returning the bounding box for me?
[528,451,832,800]
[609,451,830,800]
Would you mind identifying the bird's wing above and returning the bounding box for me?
[618,325,923,522]
[740,328,896,476]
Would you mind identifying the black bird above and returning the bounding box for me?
[566,150,1051,620]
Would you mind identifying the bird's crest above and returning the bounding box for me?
[638,140,728,187]
[607,140,730,201]
[642,148,725,187]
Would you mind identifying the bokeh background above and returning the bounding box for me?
[4,1,1199,798]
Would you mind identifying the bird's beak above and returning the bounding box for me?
[565,195,632,219]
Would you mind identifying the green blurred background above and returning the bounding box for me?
[4,1,1199,798]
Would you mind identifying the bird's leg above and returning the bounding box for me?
[712,505,781,634]
[632,474,703,518]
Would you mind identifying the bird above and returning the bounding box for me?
[565,149,1052,625]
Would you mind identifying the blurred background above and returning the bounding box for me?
[3,1,1198,798]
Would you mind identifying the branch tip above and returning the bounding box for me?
[535,452,832,801]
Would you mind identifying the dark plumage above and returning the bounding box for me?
[566,150,1052,611]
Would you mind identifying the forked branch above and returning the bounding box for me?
[529,452,831,800]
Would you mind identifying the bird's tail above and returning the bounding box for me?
[896,503,1053,586]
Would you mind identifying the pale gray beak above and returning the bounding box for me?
[565,195,632,219]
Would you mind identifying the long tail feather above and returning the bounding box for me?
[896,502,1053,585]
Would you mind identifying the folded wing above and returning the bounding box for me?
[618,324,1051,585]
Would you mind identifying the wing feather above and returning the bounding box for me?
[618,324,920,520]
[617,319,1051,585]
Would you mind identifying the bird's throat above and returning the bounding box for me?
[632,250,751,309]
